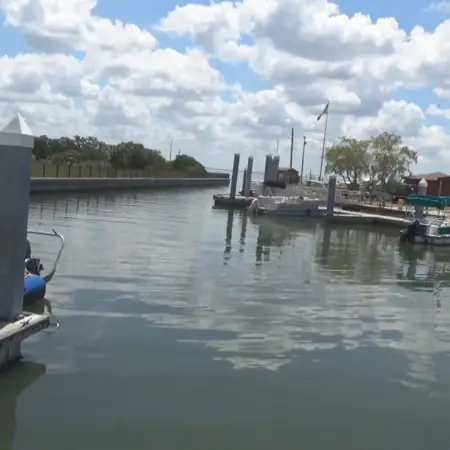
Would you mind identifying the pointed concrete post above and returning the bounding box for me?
[0,113,34,320]
[415,178,428,218]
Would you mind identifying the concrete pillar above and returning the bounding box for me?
[267,156,278,181]
[229,153,240,200]
[327,175,337,216]
[272,155,280,179]
[263,154,272,182]
[241,168,247,194]
[244,156,253,197]
[415,178,428,218]
[0,114,34,320]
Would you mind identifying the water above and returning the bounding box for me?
[2,188,450,450]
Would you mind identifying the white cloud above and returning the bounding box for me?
[0,0,450,171]
[426,1,450,14]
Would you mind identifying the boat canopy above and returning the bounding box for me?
[405,194,450,209]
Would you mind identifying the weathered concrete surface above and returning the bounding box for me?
[30,176,230,194]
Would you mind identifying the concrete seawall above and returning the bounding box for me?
[30,177,230,194]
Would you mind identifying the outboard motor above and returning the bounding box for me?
[25,257,44,275]
[399,220,420,244]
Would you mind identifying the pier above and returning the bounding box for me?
[0,114,50,370]
[212,153,418,229]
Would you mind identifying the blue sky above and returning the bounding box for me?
[0,0,446,108]
[1,0,449,172]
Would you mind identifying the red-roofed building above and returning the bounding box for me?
[404,172,450,196]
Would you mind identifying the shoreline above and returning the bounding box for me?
[30,176,230,194]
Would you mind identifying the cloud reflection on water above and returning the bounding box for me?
[25,195,450,392]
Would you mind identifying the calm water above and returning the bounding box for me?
[2,187,450,450]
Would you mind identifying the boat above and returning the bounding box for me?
[247,180,328,217]
[399,194,450,246]
[24,229,65,305]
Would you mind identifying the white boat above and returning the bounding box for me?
[399,194,450,246]
[247,180,327,217]
[400,217,450,246]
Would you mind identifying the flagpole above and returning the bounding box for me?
[318,103,329,181]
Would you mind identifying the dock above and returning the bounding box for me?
[330,209,408,228]
[213,194,253,209]
[0,314,50,367]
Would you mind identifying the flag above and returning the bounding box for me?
[317,102,329,121]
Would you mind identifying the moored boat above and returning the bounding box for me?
[399,194,450,246]
[24,229,64,306]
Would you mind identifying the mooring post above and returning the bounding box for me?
[327,175,337,216]
[241,168,247,195]
[415,178,428,218]
[244,156,253,197]
[263,154,272,182]
[263,154,272,195]
[229,153,240,200]
[0,114,34,320]
[272,155,280,179]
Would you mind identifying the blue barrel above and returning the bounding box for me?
[24,274,46,304]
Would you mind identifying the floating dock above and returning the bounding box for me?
[213,194,253,209]
[329,209,408,228]
[0,314,50,367]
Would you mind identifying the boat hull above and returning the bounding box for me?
[412,235,450,246]
[400,231,450,246]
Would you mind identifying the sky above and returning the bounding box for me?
[1,0,450,174]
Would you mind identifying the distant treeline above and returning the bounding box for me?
[32,135,206,174]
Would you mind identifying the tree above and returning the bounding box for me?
[369,132,417,189]
[172,154,207,174]
[325,137,370,186]
[32,134,207,175]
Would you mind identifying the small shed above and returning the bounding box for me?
[277,167,299,184]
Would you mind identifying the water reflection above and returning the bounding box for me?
[223,211,248,262]
[25,196,450,392]
[0,362,46,450]
[223,210,233,261]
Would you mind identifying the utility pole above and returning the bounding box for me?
[169,138,173,161]
[300,136,306,184]
[289,127,294,168]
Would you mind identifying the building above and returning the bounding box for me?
[277,167,299,184]
[404,172,450,196]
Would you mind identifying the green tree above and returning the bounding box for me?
[33,135,51,159]
[369,132,417,189]
[172,154,206,174]
[32,133,207,175]
[50,150,81,165]
[325,137,370,186]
